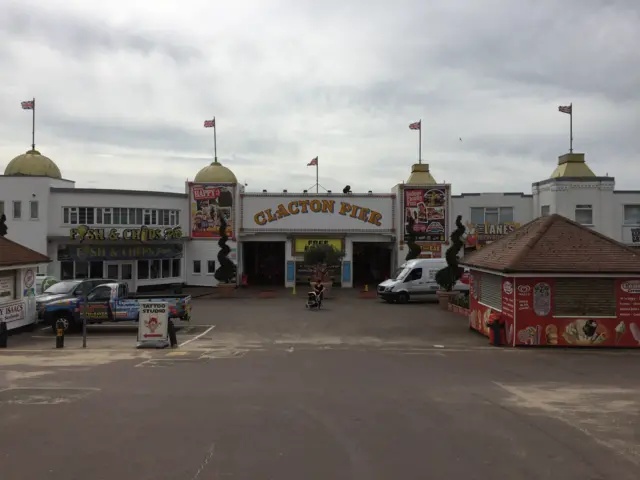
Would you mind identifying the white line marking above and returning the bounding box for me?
[179,325,215,347]
[433,344,445,348]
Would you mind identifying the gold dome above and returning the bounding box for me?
[4,150,62,179]
[194,159,237,183]
[406,163,437,185]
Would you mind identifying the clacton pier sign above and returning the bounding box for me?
[243,195,394,232]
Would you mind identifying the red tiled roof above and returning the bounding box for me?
[0,237,51,267]
[460,214,640,274]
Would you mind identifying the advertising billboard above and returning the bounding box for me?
[190,184,234,238]
[403,186,449,242]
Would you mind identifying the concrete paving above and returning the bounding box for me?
[1,297,639,479]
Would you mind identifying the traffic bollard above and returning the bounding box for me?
[0,321,7,348]
[168,319,178,348]
[55,319,65,349]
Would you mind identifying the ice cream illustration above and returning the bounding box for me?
[615,321,626,344]
[630,322,640,344]
[545,324,558,345]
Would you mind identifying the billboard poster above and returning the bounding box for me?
[465,222,520,249]
[403,187,448,242]
[190,184,234,239]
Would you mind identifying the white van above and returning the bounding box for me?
[377,258,469,303]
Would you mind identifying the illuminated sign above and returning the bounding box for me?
[69,225,183,243]
[294,238,343,254]
[254,200,383,227]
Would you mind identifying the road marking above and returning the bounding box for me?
[166,351,188,357]
[433,344,445,348]
[179,325,215,347]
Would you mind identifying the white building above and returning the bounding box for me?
[1,148,639,291]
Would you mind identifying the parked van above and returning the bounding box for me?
[377,258,469,303]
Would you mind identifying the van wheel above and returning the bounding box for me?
[397,292,410,304]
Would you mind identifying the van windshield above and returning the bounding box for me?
[389,268,408,280]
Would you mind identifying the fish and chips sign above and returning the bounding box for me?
[69,225,182,243]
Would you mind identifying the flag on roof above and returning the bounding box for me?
[409,120,421,130]
[558,105,572,114]
[204,119,215,128]
[21,100,34,110]
[307,157,318,166]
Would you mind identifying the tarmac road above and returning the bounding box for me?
[1,298,639,479]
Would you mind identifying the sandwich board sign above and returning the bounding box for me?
[137,302,169,349]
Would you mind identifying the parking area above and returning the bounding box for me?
[5,295,487,352]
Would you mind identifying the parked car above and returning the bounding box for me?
[35,278,118,321]
[377,258,469,304]
[42,282,191,332]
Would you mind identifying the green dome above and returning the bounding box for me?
[194,159,237,183]
[4,150,62,179]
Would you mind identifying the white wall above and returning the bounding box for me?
[613,191,640,245]
[48,189,189,239]
[452,192,534,225]
[532,178,616,238]
[186,239,238,287]
[0,176,68,255]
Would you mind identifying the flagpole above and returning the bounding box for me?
[316,160,319,193]
[213,116,217,161]
[418,119,422,164]
[569,104,573,153]
[31,97,36,151]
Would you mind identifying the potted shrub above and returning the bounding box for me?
[303,243,345,298]
[435,215,466,310]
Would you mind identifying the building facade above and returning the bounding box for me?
[1,149,640,290]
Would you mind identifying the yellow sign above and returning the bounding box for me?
[294,238,343,254]
[69,225,182,243]
[254,199,383,226]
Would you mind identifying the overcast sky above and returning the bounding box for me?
[1,0,638,194]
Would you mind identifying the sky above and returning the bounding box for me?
[0,0,638,195]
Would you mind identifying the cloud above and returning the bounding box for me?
[0,0,638,196]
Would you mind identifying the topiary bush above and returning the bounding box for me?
[214,214,236,283]
[435,215,466,291]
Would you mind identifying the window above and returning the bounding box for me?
[75,262,89,279]
[207,260,216,274]
[554,279,615,317]
[138,260,149,279]
[0,201,4,216]
[575,205,593,225]
[0,271,16,304]
[470,207,513,224]
[89,261,103,279]
[541,205,550,216]
[172,259,181,277]
[162,259,171,278]
[88,286,111,302]
[150,260,160,279]
[12,201,21,219]
[30,201,39,219]
[624,205,640,225]
[64,207,180,226]
[193,260,201,274]
[477,273,502,310]
[61,261,74,280]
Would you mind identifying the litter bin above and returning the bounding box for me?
[487,312,504,347]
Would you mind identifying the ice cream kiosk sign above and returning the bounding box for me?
[468,275,640,348]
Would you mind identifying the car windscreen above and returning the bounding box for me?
[43,281,80,294]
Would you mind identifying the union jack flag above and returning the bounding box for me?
[204,119,215,128]
[558,105,572,115]
[409,120,421,130]
[21,100,34,110]
[307,157,318,166]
